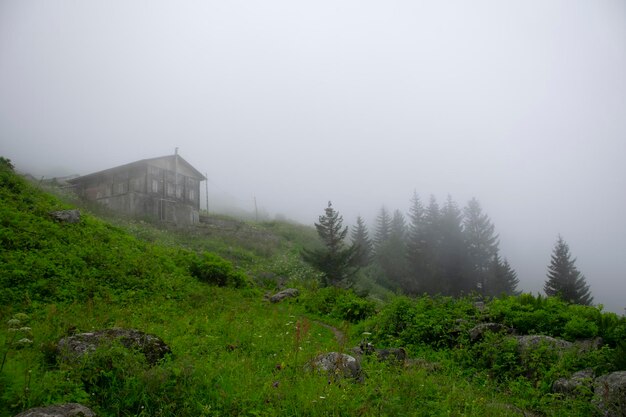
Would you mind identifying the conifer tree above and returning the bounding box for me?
[406,192,425,253]
[379,209,409,289]
[463,198,499,293]
[303,201,358,287]
[374,206,392,251]
[405,192,428,294]
[351,216,373,267]
[413,195,443,294]
[487,252,520,296]
[544,236,593,305]
[438,196,469,295]
[390,209,407,242]
[500,258,520,296]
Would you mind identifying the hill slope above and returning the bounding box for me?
[1,158,621,417]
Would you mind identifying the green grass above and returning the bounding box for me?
[0,158,617,416]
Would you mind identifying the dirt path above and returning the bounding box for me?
[311,320,347,346]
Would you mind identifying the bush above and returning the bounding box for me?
[302,287,376,323]
[189,252,248,288]
[363,296,478,349]
[562,316,599,340]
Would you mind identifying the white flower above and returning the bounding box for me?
[7,319,20,328]
[15,338,33,348]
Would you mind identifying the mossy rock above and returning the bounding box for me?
[56,328,171,366]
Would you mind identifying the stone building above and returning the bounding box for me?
[68,153,205,225]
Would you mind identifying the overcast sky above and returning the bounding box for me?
[1,1,625,313]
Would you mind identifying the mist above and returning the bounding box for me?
[1,1,625,313]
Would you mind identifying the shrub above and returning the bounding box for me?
[302,287,376,323]
[562,316,599,340]
[189,252,248,288]
[364,296,478,349]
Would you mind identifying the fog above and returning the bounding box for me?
[1,1,625,313]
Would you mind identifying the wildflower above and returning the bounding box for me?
[7,319,20,328]
[19,327,32,335]
[15,338,33,348]
[13,313,29,322]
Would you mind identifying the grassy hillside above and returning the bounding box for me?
[1,158,624,416]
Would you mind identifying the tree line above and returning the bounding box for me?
[303,194,593,305]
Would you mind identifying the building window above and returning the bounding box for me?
[188,189,195,201]
[166,182,175,196]
[115,183,125,195]
[151,179,159,193]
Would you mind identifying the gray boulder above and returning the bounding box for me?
[269,288,299,303]
[49,209,81,224]
[552,368,594,395]
[310,352,362,381]
[515,335,573,353]
[469,323,512,342]
[57,328,171,365]
[593,371,626,417]
[575,337,604,353]
[13,403,96,417]
[351,341,406,364]
[375,347,407,364]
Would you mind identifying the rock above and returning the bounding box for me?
[13,403,96,417]
[515,335,573,352]
[351,341,406,364]
[552,368,594,395]
[469,323,512,342]
[350,340,375,357]
[49,209,81,224]
[514,335,574,380]
[57,328,171,366]
[269,288,299,303]
[375,347,407,364]
[593,371,626,417]
[575,337,604,353]
[310,352,362,381]
[405,358,441,373]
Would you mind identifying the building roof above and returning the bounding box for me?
[67,154,206,184]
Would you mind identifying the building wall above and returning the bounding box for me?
[74,161,202,225]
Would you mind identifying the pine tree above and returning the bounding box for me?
[487,252,520,296]
[544,236,593,305]
[351,216,373,267]
[303,201,358,287]
[390,209,407,242]
[463,198,499,294]
[381,209,409,289]
[374,206,392,251]
[406,192,425,254]
[413,195,443,294]
[438,196,469,295]
[405,192,428,294]
[500,258,520,296]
